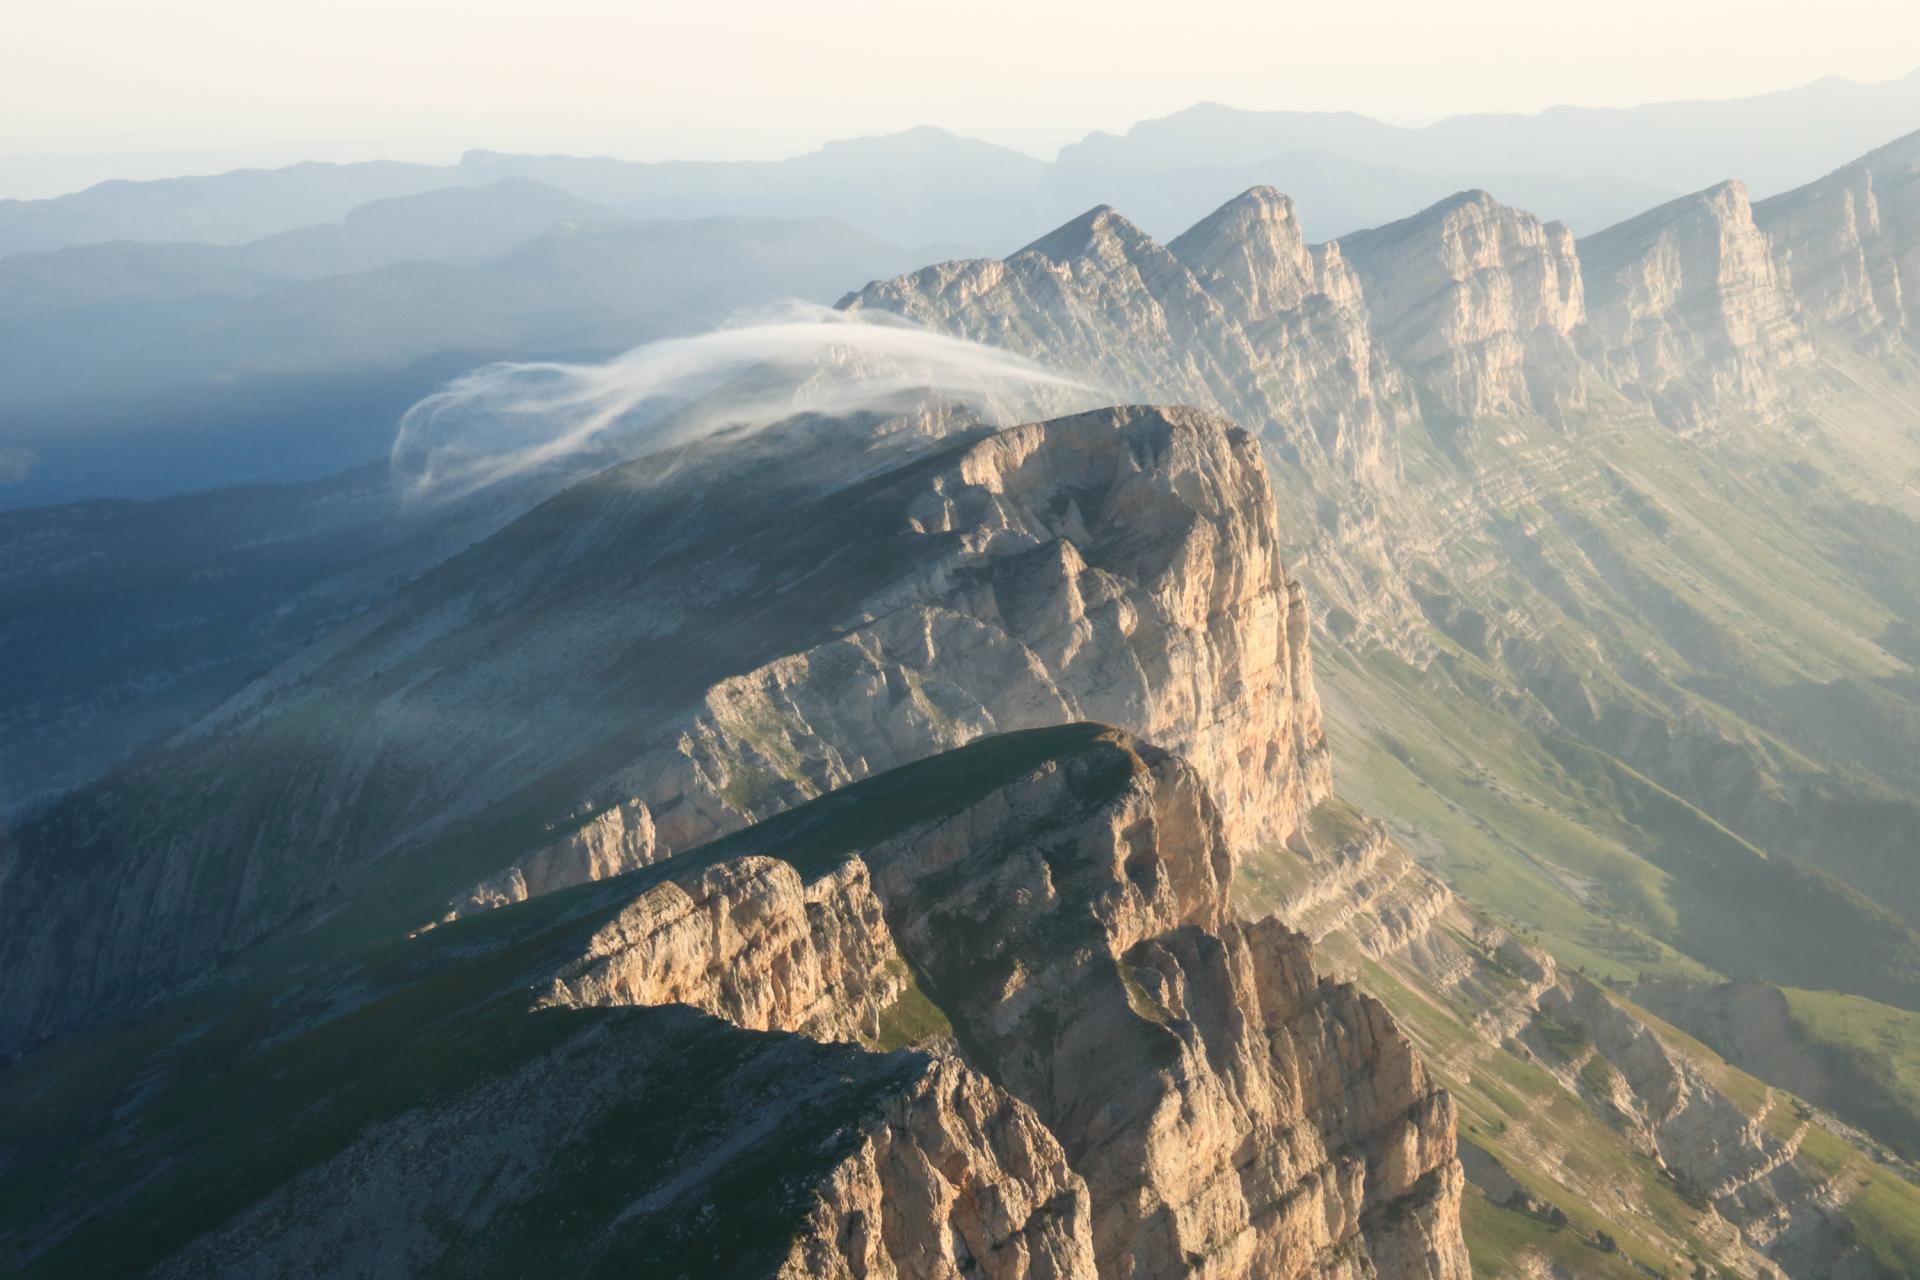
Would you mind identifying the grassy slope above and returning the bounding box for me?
[1782,988,1920,1159]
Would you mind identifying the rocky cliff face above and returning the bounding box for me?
[1756,132,1920,350]
[1579,180,1811,429]
[844,189,1406,485]
[45,727,1466,1280]
[1336,191,1586,425]
[529,726,1469,1280]
[1169,188,1404,482]
[534,853,908,1043]
[592,403,1332,881]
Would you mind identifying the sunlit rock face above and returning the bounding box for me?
[1756,131,1920,351]
[1579,180,1810,429]
[845,191,1408,486]
[532,728,1468,1280]
[1336,190,1587,425]
[465,401,1332,911]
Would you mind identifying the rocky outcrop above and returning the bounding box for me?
[551,728,1468,1280]
[1270,801,1454,959]
[1165,188,1405,481]
[1579,180,1811,429]
[1518,974,1887,1276]
[1167,187,1348,323]
[451,799,656,916]
[1337,191,1587,424]
[776,1056,1099,1280]
[1756,130,1920,350]
[844,190,1406,485]
[856,735,1466,1278]
[535,854,907,1043]
[1632,978,1920,1163]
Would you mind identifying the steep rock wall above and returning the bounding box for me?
[1580,180,1811,428]
[547,730,1468,1280]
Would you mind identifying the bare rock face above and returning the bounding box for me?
[849,736,1467,1280]
[451,799,656,916]
[845,206,1257,431]
[535,854,907,1043]
[551,728,1468,1280]
[776,1056,1099,1280]
[539,404,1331,904]
[1269,803,1453,959]
[844,192,1406,485]
[1337,191,1587,424]
[1756,130,1920,350]
[1168,186,1334,321]
[1579,180,1811,429]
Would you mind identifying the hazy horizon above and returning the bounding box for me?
[5,0,1919,199]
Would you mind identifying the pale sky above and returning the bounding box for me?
[4,0,1917,167]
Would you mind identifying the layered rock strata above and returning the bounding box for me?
[1337,190,1587,424]
[1756,131,1920,349]
[1579,180,1810,428]
[844,189,1405,484]
[530,727,1470,1280]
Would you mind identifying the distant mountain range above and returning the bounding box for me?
[1,66,1917,510]
[0,183,927,506]
[4,67,1917,259]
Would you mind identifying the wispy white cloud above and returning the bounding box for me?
[390,302,1104,502]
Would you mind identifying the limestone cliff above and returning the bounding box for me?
[844,190,1406,484]
[1337,190,1587,424]
[1166,187,1404,481]
[1579,180,1811,429]
[461,402,1332,918]
[534,854,907,1043]
[528,726,1469,1280]
[41,727,1465,1280]
[1755,130,1920,350]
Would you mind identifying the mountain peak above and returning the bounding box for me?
[1339,186,1586,422]
[1579,174,1807,429]
[1168,187,1319,320]
[1581,178,1756,263]
[1336,188,1525,257]
[1017,203,1151,261]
